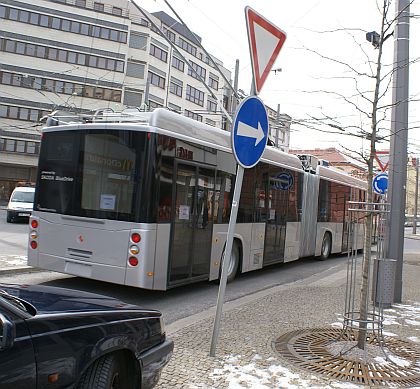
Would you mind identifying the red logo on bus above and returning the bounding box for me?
[78,234,85,243]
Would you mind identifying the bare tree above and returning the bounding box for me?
[291,0,413,349]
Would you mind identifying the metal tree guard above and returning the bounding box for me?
[340,198,391,356]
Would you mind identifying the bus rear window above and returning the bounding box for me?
[81,133,136,215]
[35,129,147,221]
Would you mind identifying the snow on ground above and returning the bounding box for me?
[205,354,360,389]
[0,255,27,266]
[330,302,420,339]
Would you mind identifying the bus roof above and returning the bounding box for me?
[317,165,367,190]
[42,108,367,188]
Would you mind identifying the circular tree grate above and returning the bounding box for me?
[273,328,420,387]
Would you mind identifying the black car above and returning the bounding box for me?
[0,284,173,388]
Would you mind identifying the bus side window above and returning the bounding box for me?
[214,173,233,224]
[158,160,173,222]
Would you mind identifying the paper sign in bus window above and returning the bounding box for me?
[179,205,190,220]
[100,194,116,210]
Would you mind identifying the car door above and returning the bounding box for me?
[0,301,36,389]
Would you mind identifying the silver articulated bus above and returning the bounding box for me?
[28,108,366,290]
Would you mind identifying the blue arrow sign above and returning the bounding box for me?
[232,96,268,168]
[373,173,388,195]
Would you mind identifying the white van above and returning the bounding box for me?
[6,186,35,223]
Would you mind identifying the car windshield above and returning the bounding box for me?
[0,290,36,315]
[11,191,34,203]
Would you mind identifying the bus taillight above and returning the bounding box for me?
[30,241,38,250]
[131,233,141,243]
[128,257,139,266]
[31,220,38,229]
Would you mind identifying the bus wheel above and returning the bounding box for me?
[221,242,240,283]
[320,233,332,260]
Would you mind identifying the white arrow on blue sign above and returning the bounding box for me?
[232,96,268,168]
[373,172,388,195]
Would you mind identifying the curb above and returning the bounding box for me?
[0,266,44,276]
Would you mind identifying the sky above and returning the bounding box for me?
[136,0,420,156]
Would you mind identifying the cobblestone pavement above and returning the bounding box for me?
[157,253,420,389]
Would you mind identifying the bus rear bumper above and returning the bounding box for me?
[34,254,129,285]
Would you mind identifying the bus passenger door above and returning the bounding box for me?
[168,162,214,286]
[263,173,288,265]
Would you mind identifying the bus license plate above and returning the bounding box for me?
[18,213,30,216]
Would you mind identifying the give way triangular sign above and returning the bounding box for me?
[245,7,287,95]
[374,150,390,172]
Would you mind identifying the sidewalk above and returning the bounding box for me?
[0,254,39,275]
[157,251,420,389]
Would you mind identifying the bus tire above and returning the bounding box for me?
[220,241,240,283]
[319,232,332,261]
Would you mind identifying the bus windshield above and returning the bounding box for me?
[35,129,148,222]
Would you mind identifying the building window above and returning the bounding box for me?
[186,85,204,106]
[126,62,145,78]
[123,90,142,107]
[206,118,216,127]
[0,105,42,122]
[26,142,36,154]
[0,39,125,73]
[148,72,165,89]
[162,27,176,43]
[112,7,122,16]
[207,98,217,113]
[168,103,181,112]
[184,109,202,122]
[188,60,206,81]
[16,140,25,153]
[209,74,219,90]
[75,0,86,7]
[149,44,168,62]
[178,37,197,56]
[0,72,121,102]
[172,56,184,72]
[0,138,39,155]
[5,139,16,152]
[94,2,104,12]
[170,80,182,97]
[129,32,147,50]
[149,100,163,110]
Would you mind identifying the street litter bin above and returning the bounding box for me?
[375,258,396,308]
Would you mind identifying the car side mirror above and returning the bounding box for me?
[0,313,15,350]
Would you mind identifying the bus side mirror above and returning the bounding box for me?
[0,314,15,350]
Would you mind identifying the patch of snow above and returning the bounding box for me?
[209,355,360,389]
[405,319,420,326]
[331,322,343,329]
[382,331,397,337]
[387,354,411,368]
[408,336,419,343]
[383,318,399,326]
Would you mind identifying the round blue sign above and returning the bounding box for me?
[373,173,388,195]
[232,96,268,168]
[272,172,294,190]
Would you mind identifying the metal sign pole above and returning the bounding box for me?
[210,165,244,357]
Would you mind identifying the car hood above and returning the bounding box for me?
[8,201,33,210]
[0,284,159,317]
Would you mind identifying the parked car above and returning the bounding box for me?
[6,186,35,223]
[0,283,173,388]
